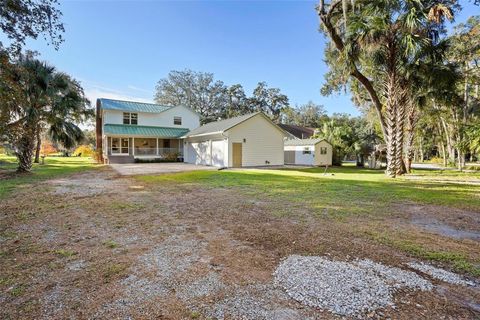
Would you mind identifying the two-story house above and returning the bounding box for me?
[96,98,200,163]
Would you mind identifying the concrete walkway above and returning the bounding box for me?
[110,162,218,176]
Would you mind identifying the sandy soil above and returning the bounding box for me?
[0,167,479,319]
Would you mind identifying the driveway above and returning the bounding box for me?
[110,162,217,176]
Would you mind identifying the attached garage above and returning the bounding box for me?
[284,138,333,166]
[183,112,288,168]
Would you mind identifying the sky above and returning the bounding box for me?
[8,0,480,117]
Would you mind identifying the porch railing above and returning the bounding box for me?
[134,147,183,157]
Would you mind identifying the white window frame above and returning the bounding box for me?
[123,112,138,125]
[111,137,130,155]
[174,116,182,125]
[320,147,327,155]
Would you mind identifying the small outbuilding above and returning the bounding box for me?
[183,112,288,168]
[284,138,333,166]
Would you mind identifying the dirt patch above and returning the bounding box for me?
[411,215,480,241]
[392,203,480,240]
[1,168,479,319]
[47,169,128,197]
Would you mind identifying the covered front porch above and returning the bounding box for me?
[102,124,190,164]
[105,136,184,161]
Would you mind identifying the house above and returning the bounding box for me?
[183,112,288,168]
[278,124,316,139]
[284,138,333,166]
[96,98,200,163]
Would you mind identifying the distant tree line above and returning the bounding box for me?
[155,70,290,124]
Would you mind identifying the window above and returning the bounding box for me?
[174,116,182,125]
[320,147,328,155]
[163,139,171,148]
[303,147,311,154]
[123,112,138,125]
[111,138,129,154]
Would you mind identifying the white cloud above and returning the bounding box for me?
[81,81,154,107]
[127,85,152,94]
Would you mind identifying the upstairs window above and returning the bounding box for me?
[303,147,311,154]
[123,112,138,125]
[320,147,328,155]
[174,116,182,125]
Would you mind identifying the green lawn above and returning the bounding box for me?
[0,154,96,198]
[138,166,480,215]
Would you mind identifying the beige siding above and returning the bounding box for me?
[226,114,285,167]
[314,140,333,166]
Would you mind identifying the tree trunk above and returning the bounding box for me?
[404,100,416,174]
[385,77,398,177]
[34,129,41,163]
[16,131,36,173]
[419,139,424,163]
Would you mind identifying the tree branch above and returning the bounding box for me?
[317,0,387,139]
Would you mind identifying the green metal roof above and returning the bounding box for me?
[104,124,189,138]
[98,98,172,113]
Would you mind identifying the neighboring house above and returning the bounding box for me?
[278,124,316,139]
[183,112,288,168]
[96,98,200,163]
[284,139,333,166]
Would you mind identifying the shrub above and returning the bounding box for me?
[162,151,181,162]
[73,145,94,157]
[92,148,103,163]
[40,141,57,157]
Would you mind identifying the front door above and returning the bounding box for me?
[232,143,242,168]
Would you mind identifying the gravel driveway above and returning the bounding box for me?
[110,162,218,176]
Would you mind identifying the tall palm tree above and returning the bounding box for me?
[4,57,92,172]
[317,0,455,177]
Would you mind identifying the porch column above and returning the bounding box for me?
[156,138,159,156]
[132,137,135,156]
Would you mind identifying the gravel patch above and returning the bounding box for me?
[204,284,311,320]
[176,272,225,301]
[355,259,433,290]
[408,262,476,286]
[47,171,127,197]
[140,235,206,280]
[95,235,208,317]
[274,255,433,316]
[66,259,86,271]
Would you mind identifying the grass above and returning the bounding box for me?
[53,249,77,258]
[365,230,480,277]
[138,166,480,214]
[0,154,97,198]
[103,240,119,249]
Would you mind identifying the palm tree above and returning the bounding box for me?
[317,0,454,177]
[4,57,92,172]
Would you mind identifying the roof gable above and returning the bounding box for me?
[278,124,315,139]
[185,112,259,137]
[185,112,288,137]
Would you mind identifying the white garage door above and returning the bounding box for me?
[186,140,225,167]
[211,140,225,167]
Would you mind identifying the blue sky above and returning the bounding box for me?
[12,0,480,117]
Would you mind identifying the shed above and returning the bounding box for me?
[183,112,288,168]
[284,139,332,166]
